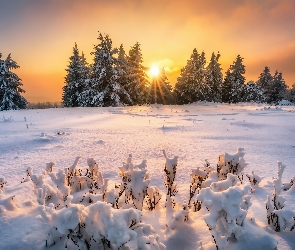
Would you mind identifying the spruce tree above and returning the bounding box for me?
[256,66,272,103]
[62,43,89,107]
[174,49,206,104]
[204,52,223,102]
[0,53,27,110]
[256,67,287,104]
[82,33,129,107]
[268,71,287,104]
[126,42,149,105]
[221,55,246,103]
[115,44,132,105]
[148,68,174,104]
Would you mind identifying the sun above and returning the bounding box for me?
[149,65,160,77]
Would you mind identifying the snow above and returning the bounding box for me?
[0,102,295,249]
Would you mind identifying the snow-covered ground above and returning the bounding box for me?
[0,102,295,250]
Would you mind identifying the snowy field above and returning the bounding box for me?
[0,102,295,250]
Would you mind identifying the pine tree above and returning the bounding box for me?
[256,67,287,104]
[81,33,129,107]
[256,66,272,103]
[115,44,132,105]
[221,55,246,103]
[204,52,223,102]
[268,71,287,104]
[126,42,149,105]
[148,68,174,104]
[62,43,89,107]
[174,49,206,104]
[0,53,27,110]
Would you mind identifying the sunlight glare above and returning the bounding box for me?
[149,65,160,77]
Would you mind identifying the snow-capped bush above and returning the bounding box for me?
[118,154,150,210]
[14,147,285,249]
[272,161,286,210]
[282,177,294,191]
[163,150,178,209]
[246,171,262,192]
[146,185,162,211]
[38,201,165,249]
[189,160,212,211]
[20,154,165,249]
[197,185,250,250]
[217,147,247,182]
[169,209,189,230]
[266,161,295,232]
[210,173,239,192]
[189,148,248,212]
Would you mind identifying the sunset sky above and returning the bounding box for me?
[1,0,295,103]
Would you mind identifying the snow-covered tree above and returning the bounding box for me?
[174,49,207,104]
[115,44,132,105]
[256,67,287,104]
[62,43,90,107]
[256,66,272,103]
[79,33,131,107]
[204,52,223,102]
[0,53,27,110]
[148,68,174,104]
[268,71,287,104]
[243,80,264,103]
[221,55,246,103]
[125,42,149,105]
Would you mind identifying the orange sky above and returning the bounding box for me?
[1,0,295,103]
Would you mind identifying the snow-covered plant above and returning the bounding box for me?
[169,209,189,230]
[197,185,250,250]
[163,150,178,209]
[21,166,45,189]
[44,162,55,175]
[146,185,162,211]
[272,161,286,210]
[266,161,295,232]
[189,161,210,210]
[210,173,239,192]
[118,154,150,210]
[217,147,247,182]
[38,201,165,249]
[245,171,262,192]
[1,115,13,122]
[0,177,7,194]
[265,195,294,232]
[282,177,294,191]
[266,195,279,232]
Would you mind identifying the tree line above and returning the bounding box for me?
[62,33,293,107]
[1,32,295,110]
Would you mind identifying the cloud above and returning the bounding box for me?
[1,0,295,100]
[246,42,295,85]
